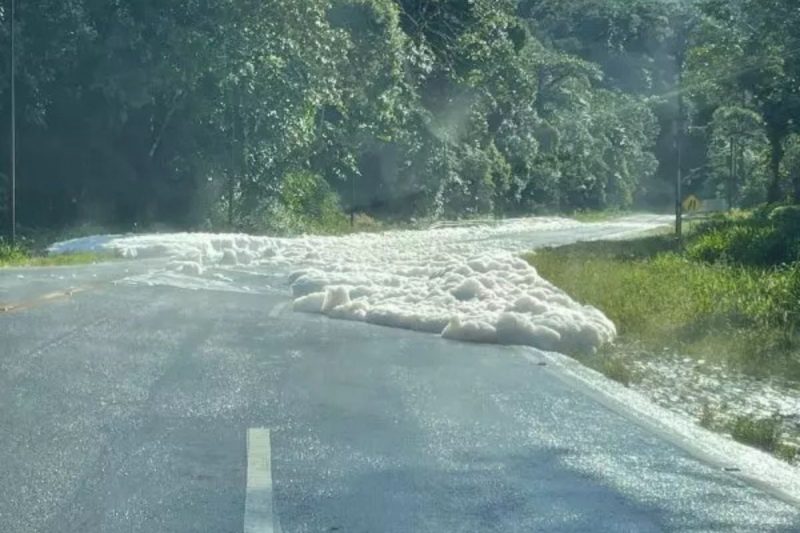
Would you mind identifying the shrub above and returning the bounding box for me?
[758,263,800,330]
[265,170,349,235]
[699,404,717,430]
[776,443,799,464]
[351,213,384,233]
[0,240,29,265]
[769,204,800,233]
[730,415,782,452]
[599,356,635,387]
[685,228,730,263]
[687,206,800,266]
[527,232,800,379]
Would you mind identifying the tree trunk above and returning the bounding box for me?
[728,136,735,209]
[793,170,800,204]
[766,131,785,203]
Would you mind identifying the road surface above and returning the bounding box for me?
[2,218,800,532]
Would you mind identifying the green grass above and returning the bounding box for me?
[686,205,800,266]
[12,252,115,267]
[776,442,800,465]
[524,209,800,462]
[0,240,29,265]
[706,409,797,463]
[569,209,632,223]
[0,239,112,268]
[730,415,782,452]
[690,402,797,463]
[592,354,638,387]
[524,223,800,381]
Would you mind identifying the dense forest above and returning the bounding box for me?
[1,0,799,235]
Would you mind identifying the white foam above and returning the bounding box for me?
[321,286,351,313]
[170,260,204,276]
[48,215,670,353]
[442,317,497,344]
[292,292,326,313]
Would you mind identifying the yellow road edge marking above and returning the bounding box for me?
[0,284,97,314]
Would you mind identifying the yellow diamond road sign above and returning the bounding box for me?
[683,194,701,212]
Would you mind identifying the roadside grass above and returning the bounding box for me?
[777,442,800,465]
[702,408,798,464]
[525,235,800,381]
[12,252,116,267]
[588,353,638,387]
[525,206,800,462]
[0,240,29,265]
[0,239,113,268]
[569,209,632,223]
[730,415,783,453]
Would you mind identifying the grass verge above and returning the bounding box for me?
[524,233,800,381]
[1,240,112,268]
[569,209,632,223]
[525,210,800,462]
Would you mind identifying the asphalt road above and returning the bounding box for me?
[2,221,800,532]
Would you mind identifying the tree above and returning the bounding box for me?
[707,106,768,206]
[1,0,709,233]
[783,134,800,203]
[690,0,800,203]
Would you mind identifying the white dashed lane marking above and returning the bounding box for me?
[244,428,277,533]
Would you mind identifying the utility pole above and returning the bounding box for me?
[350,173,355,228]
[728,136,735,210]
[674,14,694,242]
[9,0,17,244]
[676,64,684,240]
[228,87,236,228]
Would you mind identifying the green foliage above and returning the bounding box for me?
[783,134,800,202]
[699,404,716,430]
[1,0,669,236]
[521,0,681,93]
[687,206,800,266]
[688,0,800,203]
[350,213,385,233]
[706,106,769,207]
[272,171,349,235]
[699,405,796,463]
[598,355,636,387]
[19,252,114,267]
[0,240,29,265]
[730,415,782,453]
[6,0,800,234]
[526,207,800,461]
[525,219,800,379]
[776,443,799,465]
[687,225,787,266]
[569,209,629,222]
[0,239,110,267]
[768,204,800,232]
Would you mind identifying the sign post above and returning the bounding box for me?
[682,195,701,213]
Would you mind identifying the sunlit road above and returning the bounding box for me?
[2,219,800,532]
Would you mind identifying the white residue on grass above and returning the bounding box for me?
[631,355,800,443]
[48,216,668,353]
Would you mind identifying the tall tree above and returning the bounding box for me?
[690,0,800,203]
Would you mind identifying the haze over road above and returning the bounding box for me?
[2,217,800,532]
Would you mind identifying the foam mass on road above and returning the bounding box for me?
[49,217,664,354]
